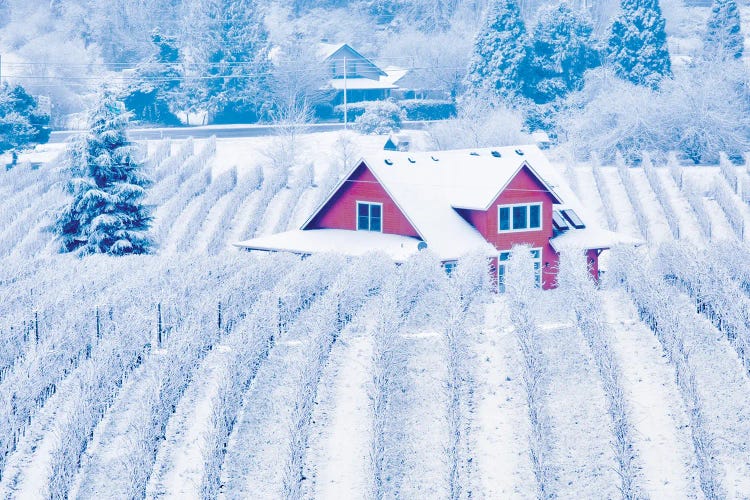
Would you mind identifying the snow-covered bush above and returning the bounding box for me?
[505,245,556,499]
[428,98,532,150]
[175,167,238,253]
[353,101,405,135]
[656,243,750,373]
[149,139,172,170]
[609,248,725,499]
[643,153,679,239]
[683,179,712,239]
[719,152,738,193]
[591,156,618,231]
[668,152,683,189]
[713,176,744,239]
[616,154,649,239]
[205,166,263,255]
[557,251,643,498]
[152,137,194,183]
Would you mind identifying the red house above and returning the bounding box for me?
[237,146,634,290]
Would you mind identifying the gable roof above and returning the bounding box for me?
[302,145,574,260]
[318,43,387,77]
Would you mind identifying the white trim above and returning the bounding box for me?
[497,247,543,292]
[497,202,543,233]
[356,200,384,232]
[480,161,563,212]
[302,158,428,242]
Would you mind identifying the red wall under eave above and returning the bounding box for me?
[306,162,420,237]
[458,165,560,290]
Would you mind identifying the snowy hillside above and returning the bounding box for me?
[2,133,750,498]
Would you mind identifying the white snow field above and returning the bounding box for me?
[1,133,750,498]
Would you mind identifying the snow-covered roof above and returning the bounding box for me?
[317,42,348,61]
[549,226,643,252]
[329,78,398,90]
[234,229,427,262]
[240,145,635,262]
[362,146,563,212]
[381,66,409,86]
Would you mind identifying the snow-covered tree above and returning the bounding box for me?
[122,30,182,126]
[607,0,671,88]
[200,0,272,123]
[704,0,743,60]
[465,0,529,101]
[0,82,51,162]
[525,4,600,105]
[54,93,153,256]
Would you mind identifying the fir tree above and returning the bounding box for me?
[55,93,153,256]
[0,82,51,162]
[525,4,600,105]
[607,0,672,88]
[201,0,272,123]
[465,0,529,101]
[705,0,743,60]
[122,30,182,126]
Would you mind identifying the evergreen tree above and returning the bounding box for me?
[705,0,743,60]
[201,0,272,123]
[465,0,529,101]
[0,82,51,163]
[122,30,182,126]
[525,4,600,105]
[607,0,671,88]
[55,93,153,256]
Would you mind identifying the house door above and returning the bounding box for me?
[498,248,542,293]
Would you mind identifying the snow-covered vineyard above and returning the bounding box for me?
[2,132,750,498]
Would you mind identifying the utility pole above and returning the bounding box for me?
[343,57,348,129]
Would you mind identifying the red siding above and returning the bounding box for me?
[587,249,600,283]
[459,165,560,290]
[306,162,420,237]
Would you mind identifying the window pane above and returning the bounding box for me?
[498,265,506,293]
[358,203,369,217]
[529,205,541,229]
[370,204,381,218]
[358,216,369,230]
[370,215,381,232]
[499,252,511,261]
[513,206,527,229]
[530,249,540,259]
[499,207,510,231]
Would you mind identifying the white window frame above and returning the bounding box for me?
[356,201,383,233]
[497,202,543,233]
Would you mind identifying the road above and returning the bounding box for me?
[48,121,433,143]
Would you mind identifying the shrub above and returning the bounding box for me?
[353,101,406,135]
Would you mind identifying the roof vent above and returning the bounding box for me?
[470,152,479,156]
[384,159,393,166]
[491,150,502,158]
[514,148,524,156]
[408,157,416,164]
[431,156,439,162]
[417,241,428,251]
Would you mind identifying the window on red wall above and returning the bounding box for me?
[357,202,382,232]
[498,203,542,233]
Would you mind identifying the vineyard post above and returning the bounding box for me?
[157,302,163,348]
[218,301,222,331]
[34,311,38,344]
[95,307,101,340]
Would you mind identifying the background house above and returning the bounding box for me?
[319,43,408,105]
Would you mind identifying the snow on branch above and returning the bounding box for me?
[616,154,649,240]
[642,153,680,239]
[591,155,618,231]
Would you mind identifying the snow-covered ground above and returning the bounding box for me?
[3,133,750,498]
